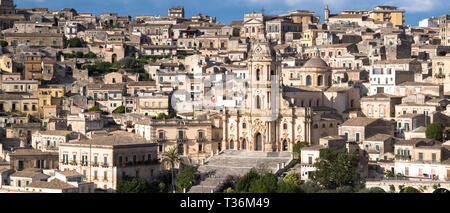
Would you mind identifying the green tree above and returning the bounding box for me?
[277,181,304,193]
[156,113,167,120]
[283,172,302,186]
[68,37,82,48]
[116,178,148,193]
[113,106,125,114]
[235,169,260,193]
[88,106,101,112]
[0,40,8,47]
[248,173,278,193]
[299,181,321,193]
[176,165,200,192]
[292,142,309,160]
[118,57,140,69]
[84,52,97,59]
[162,147,181,192]
[310,148,361,190]
[426,122,445,141]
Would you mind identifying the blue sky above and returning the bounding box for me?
[19,0,450,25]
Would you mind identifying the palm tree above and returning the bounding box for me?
[162,147,181,192]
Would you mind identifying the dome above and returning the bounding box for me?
[303,56,329,68]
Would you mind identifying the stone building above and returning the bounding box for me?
[58,134,160,192]
[135,117,223,163]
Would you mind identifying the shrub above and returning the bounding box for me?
[283,172,302,186]
[88,106,101,112]
[113,106,125,114]
[116,178,148,193]
[357,187,386,193]
[217,175,241,193]
[68,37,82,48]
[401,186,421,193]
[277,181,304,193]
[0,40,8,47]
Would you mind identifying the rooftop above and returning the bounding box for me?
[341,117,379,127]
[27,179,76,190]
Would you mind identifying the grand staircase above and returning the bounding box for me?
[187,150,292,193]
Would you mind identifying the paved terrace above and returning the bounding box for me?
[188,150,292,193]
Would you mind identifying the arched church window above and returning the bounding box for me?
[243,123,247,129]
[306,75,312,86]
[256,69,261,81]
[318,75,323,86]
[283,123,288,129]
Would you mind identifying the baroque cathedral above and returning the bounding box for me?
[222,39,343,152]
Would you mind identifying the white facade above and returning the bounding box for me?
[395,161,443,180]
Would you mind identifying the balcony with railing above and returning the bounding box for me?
[435,73,445,79]
[156,136,167,143]
[395,154,412,161]
[177,136,187,143]
[196,136,207,143]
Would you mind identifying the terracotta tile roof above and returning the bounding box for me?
[341,117,378,127]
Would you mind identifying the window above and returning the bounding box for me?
[380,107,385,117]
[82,155,87,165]
[104,171,108,180]
[355,133,360,142]
[148,154,152,160]
[306,75,312,86]
[368,107,373,116]
[243,123,247,129]
[94,171,98,180]
[283,123,288,130]
[94,156,98,165]
[73,154,76,163]
[178,130,184,140]
[104,156,107,165]
[63,154,68,163]
[432,153,436,163]
[199,144,203,152]
[419,152,423,161]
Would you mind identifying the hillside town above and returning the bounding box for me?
[0,0,450,193]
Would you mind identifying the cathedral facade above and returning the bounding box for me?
[222,40,341,152]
